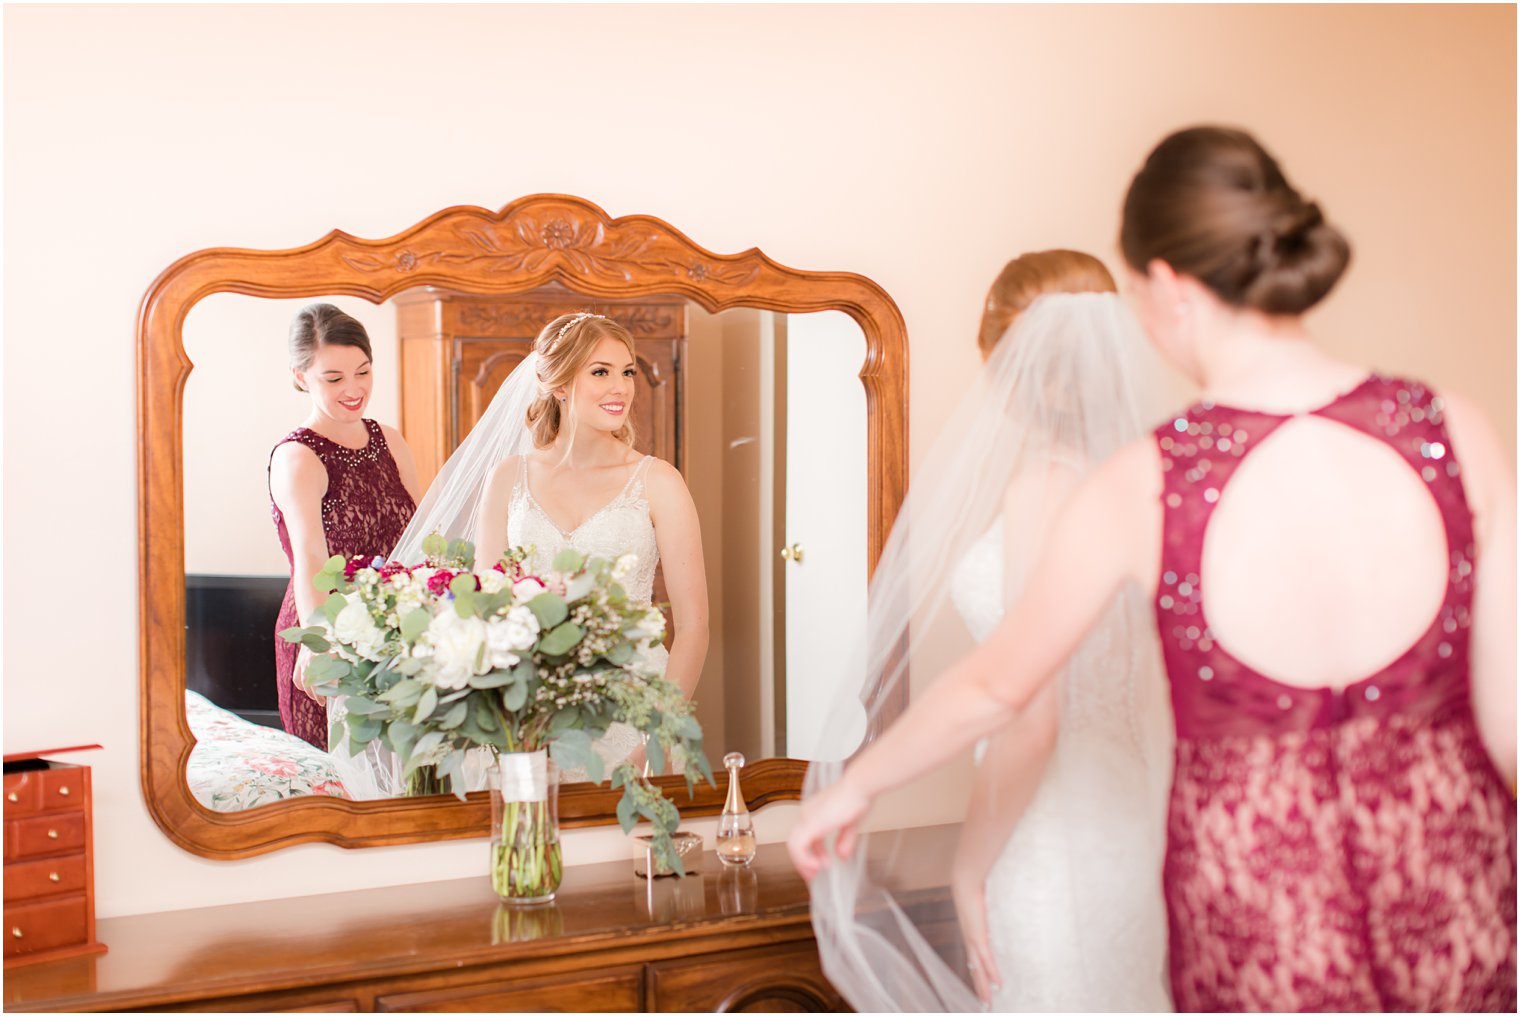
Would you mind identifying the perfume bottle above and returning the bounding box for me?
[716,752,757,867]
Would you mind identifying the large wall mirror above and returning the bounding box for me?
[141,196,907,857]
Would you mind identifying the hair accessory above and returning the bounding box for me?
[551,312,607,350]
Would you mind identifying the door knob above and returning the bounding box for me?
[780,543,805,564]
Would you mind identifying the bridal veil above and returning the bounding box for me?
[805,292,1177,1011]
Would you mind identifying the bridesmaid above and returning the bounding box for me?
[269,304,421,750]
[792,127,1515,1010]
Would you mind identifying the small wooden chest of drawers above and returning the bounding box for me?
[3,746,107,968]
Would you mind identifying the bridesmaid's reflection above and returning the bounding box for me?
[267,304,422,748]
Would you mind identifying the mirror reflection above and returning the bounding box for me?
[181,286,867,811]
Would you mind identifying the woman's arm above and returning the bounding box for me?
[269,443,331,701]
[380,423,425,506]
[646,458,710,701]
[789,440,1161,878]
[1443,394,1516,785]
[473,456,519,572]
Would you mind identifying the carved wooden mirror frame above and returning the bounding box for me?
[139,194,908,858]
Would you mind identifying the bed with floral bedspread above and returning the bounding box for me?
[185,690,350,811]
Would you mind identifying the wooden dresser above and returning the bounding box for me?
[0,831,957,1013]
[3,746,107,969]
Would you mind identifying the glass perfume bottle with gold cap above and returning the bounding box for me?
[716,751,757,867]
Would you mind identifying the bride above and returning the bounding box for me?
[803,253,1176,1011]
[334,312,708,794]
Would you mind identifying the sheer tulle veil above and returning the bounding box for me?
[804,293,1177,1011]
[325,353,547,799]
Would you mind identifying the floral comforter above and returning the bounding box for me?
[185,690,350,811]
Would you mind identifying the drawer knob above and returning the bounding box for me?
[48,872,60,883]
[10,928,21,939]
[46,829,59,839]
[58,786,70,797]
[5,792,17,803]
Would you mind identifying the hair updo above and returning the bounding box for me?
[978,250,1117,357]
[289,303,373,392]
[1120,127,1351,316]
[525,312,638,450]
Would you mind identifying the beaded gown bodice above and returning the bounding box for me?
[1154,374,1516,1011]
[270,419,415,750]
[507,455,660,603]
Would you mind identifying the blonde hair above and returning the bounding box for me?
[977,250,1117,358]
[525,313,639,456]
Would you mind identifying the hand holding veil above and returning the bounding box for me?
[803,293,1176,1011]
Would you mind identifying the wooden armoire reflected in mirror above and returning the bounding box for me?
[394,284,687,488]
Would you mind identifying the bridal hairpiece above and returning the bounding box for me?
[551,312,607,350]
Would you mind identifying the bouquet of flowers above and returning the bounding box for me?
[280,535,712,882]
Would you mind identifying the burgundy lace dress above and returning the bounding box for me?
[270,420,415,750]
[1155,375,1516,1011]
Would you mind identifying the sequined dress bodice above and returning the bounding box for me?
[269,419,416,749]
[507,455,659,602]
[1153,374,1516,1011]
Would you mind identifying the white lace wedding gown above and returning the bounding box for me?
[951,520,1173,1012]
[509,454,666,782]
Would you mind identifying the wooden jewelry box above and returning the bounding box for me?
[3,745,107,968]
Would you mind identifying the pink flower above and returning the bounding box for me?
[248,757,300,778]
[427,570,456,596]
[309,780,350,799]
[343,556,367,580]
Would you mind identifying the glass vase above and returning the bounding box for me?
[490,750,562,904]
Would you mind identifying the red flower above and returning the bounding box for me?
[427,569,456,596]
[343,556,366,580]
[378,562,411,581]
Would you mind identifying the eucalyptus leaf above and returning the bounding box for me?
[452,589,477,618]
[565,572,596,603]
[421,532,447,560]
[413,685,439,724]
[503,680,529,712]
[616,792,637,833]
[437,701,468,730]
[307,655,350,681]
[438,688,471,703]
[550,729,592,773]
[379,679,423,705]
[394,656,424,676]
[299,633,333,654]
[278,625,307,645]
[341,697,391,716]
[449,573,478,597]
[322,592,346,625]
[646,737,665,776]
[527,592,568,630]
[538,621,584,657]
[346,713,381,745]
[400,608,431,643]
[552,548,585,573]
[468,671,514,689]
[605,643,634,666]
[387,720,420,760]
[407,730,445,774]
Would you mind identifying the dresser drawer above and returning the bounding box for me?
[3,895,87,959]
[4,854,86,903]
[648,941,845,1012]
[5,811,86,861]
[4,767,84,819]
[376,965,644,1012]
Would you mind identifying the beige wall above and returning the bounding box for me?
[4,4,1512,918]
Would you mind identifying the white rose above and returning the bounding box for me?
[502,604,541,651]
[333,599,389,661]
[612,553,638,582]
[512,577,546,603]
[479,569,510,595]
[422,610,489,690]
[484,618,522,671]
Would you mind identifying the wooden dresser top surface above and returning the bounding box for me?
[4,827,956,1012]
